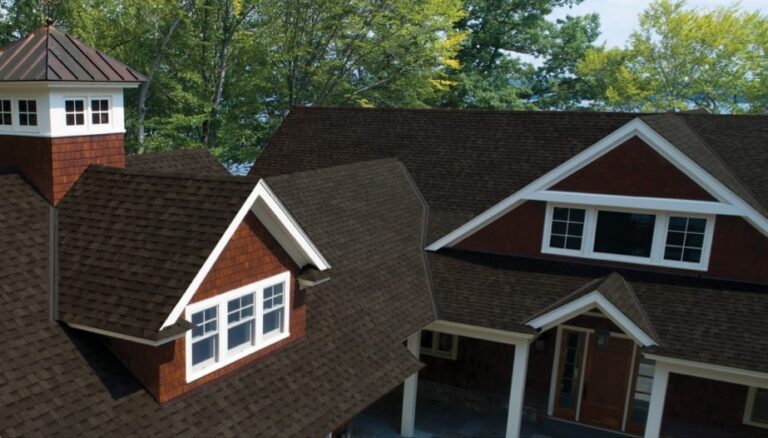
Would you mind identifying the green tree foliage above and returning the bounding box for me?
[579,0,768,113]
[442,0,600,109]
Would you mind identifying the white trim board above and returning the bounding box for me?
[67,322,183,346]
[427,117,768,250]
[160,179,330,330]
[643,353,768,389]
[425,320,534,346]
[526,290,657,347]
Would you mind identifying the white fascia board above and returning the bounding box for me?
[427,118,768,250]
[525,191,740,216]
[67,322,182,346]
[426,319,534,345]
[159,180,329,330]
[645,353,768,389]
[526,290,657,347]
[0,81,141,89]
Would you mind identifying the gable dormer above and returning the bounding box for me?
[0,22,145,204]
[436,117,768,283]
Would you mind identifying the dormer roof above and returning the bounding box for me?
[0,24,146,83]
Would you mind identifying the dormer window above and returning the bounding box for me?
[65,98,86,126]
[543,203,714,270]
[91,98,110,125]
[18,99,37,126]
[0,99,11,125]
[185,271,291,381]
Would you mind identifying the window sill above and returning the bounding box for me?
[541,247,708,272]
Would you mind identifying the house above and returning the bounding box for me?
[1,24,767,438]
[252,107,768,437]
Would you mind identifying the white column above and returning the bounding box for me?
[644,364,670,438]
[506,341,530,438]
[401,332,421,437]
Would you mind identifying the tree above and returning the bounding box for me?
[441,0,600,109]
[579,0,768,113]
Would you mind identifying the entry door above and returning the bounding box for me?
[578,336,635,430]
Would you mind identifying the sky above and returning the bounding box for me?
[550,0,768,48]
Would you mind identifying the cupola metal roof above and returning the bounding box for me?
[0,22,146,83]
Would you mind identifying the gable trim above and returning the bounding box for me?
[67,322,183,346]
[527,191,740,216]
[427,118,768,250]
[159,179,329,330]
[526,290,657,347]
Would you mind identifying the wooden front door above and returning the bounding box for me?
[578,336,635,430]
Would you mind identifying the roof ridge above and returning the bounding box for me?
[290,105,660,117]
[614,273,660,343]
[86,164,252,183]
[264,157,403,181]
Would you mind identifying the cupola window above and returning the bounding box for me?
[91,98,110,125]
[0,99,11,125]
[18,100,37,126]
[65,99,86,126]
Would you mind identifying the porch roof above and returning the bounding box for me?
[427,249,768,374]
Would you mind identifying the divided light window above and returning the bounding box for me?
[543,204,713,270]
[65,99,86,126]
[185,272,291,381]
[18,100,37,126]
[420,330,458,360]
[0,99,11,125]
[91,98,110,125]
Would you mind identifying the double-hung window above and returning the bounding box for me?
[190,306,218,368]
[542,204,713,270]
[186,271,291,381]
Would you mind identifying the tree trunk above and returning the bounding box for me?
[137,15,182,153]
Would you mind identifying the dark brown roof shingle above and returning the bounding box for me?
[126,149,229,176]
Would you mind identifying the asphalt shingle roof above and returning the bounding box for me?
[126,149,229,176]
[2,159,433,436]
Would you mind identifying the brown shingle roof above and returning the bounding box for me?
[2,159,432,436]
[57,166,257,340]
[0,25,146,82]
[126,149,229,176]
[428,250,768,373]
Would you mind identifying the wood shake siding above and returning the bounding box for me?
[110,213,305,403]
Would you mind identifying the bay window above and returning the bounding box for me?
[185,271,291,381]
[542,203,713,270]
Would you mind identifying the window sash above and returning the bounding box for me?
[18,99,37,126]
[185,272,291,382]
[542,203,713,271]
[65,98,86,126]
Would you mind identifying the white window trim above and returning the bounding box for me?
[15,97,39,132]
[0,97,12,130]
[744,387,768,429]
[184,271,292,382]
[89,96,112,129]
[541,202,715,271]
[419,330,459,360]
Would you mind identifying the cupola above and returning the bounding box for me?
[0,20,146,204]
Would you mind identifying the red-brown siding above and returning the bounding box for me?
[109,213,305,403]
[0,133,124,204]
[553,137,715,200]
[709,216,768,284]
[456,200,546,256]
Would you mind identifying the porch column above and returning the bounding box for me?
[401,332,421,437]
[644,363,670,438]
[505,341,530,438]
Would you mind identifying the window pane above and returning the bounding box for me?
[192,336,216,365]
[76,114,84,125]
[594,211,656,257]
[437,333,453,352]
[682,248,702,263]
[549,234,565,248]
[101,113,109,124]
[65,100,74,112]
[28,114,37,126]
[28,100,36,112]
[664,246,682,261]
[552,220,567,235]
[263,309,283,334]
[687,218,706,233]
[2,100,9,112]
[668,216,687,231]
[753,388,768,424]
[228,320,254,350]
[91,100,99,111]
[636,376,653,394]
[18,101,26,112]
[92,113,100,124]
[2,114,10,125]
[75,100,83,111]
[420,330,433,350]
[66,115,75,126]
[553,207,569,221]
[565,237,582,250]
[631,393,651,424]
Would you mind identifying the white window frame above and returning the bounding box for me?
[420,330,459,360]
[89,96,112,129]
[0,97,12,129]
[184,271,291,382]
[188,305,219,370]
[63,96,87,128]
[744,387,768,429]
[541,203,715,271]
[16,97,39,131]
